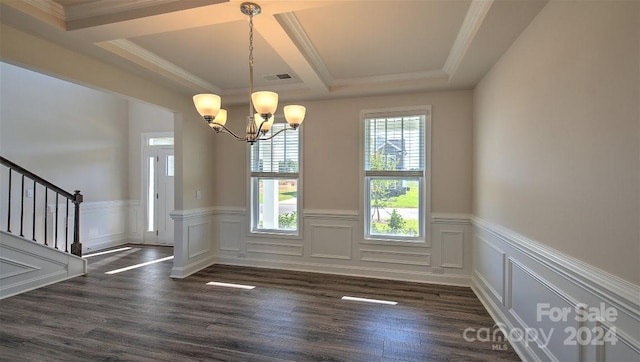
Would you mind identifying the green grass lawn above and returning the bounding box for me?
[371,218,419,236]
[259,191,297,203]
[279,191,297,201]
[387,181,419,208]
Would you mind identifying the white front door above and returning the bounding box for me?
[144,144,174,245]
[156,148,175,244]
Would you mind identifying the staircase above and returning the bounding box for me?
[0,156,87,299]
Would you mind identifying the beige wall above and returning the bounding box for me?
[473,1,639,284]
[128,101,174,202]
[0,62,129,201]
[213,90,473,214]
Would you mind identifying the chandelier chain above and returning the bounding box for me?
[248,12,255,129]
[249,13,254,69]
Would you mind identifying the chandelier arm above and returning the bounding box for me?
[256,126,295,141]
[256,118,271,135]
[211,122,246,141]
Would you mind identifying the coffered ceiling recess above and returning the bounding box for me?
[1,0,548,104]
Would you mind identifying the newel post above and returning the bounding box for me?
[71,190,83,257]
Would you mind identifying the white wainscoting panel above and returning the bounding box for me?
[601,325,640,362]
[128,200,142,243]
[246,241,303,257]
[472,216,640,362]
[440,230,464,268]
[45,200,144,253]
[310,224,352,260]
[475,235,505,304]
[508,258,580,362]
[219,220,241,252]
[0,231,86,299]
[170,207,216,278]
[187,222,210,259]
[5,199,143,253]
[360,249,430,266]
[79,201,128,250]
[205,208,472,285]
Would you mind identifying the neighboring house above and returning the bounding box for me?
[374,139,407,196]
[375,139,404,170]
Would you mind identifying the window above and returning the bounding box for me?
[148,137,174,146]
[166,155,174,177]
[250,123,300,234]
[363,107,430,242]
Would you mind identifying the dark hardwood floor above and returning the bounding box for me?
[1,245,520,361]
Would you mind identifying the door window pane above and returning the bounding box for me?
[148,137,174,146]
[166,155,174,176]
[147,156,155,232]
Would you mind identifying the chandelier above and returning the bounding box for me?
[192,2,306,145]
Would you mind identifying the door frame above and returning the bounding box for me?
[142,132,174,244]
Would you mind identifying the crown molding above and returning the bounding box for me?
[276,12,333,88]
[95,39,221,94]
[8,0,66,29]
[20,0,65,20]
[278,0,492,92]
[332,69,449,88]
[64,0,178,21]
[443,0,494,78]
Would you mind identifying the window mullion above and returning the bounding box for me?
[251,172,299,179]
[365,170,423,178]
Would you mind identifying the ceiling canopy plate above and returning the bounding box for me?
[240,2,261,16]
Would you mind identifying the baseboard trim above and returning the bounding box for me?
[214,255,471,287]
[1,270,86,300]
[471,275,540,362]
[170,256,215,279]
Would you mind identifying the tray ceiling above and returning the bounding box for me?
[0,0,548,104]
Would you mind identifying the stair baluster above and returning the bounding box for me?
[1,156,83,257]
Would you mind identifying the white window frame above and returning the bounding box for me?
[248,121,303,237]
[360,106,431,245]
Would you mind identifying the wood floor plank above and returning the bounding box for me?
[0,245,520,361]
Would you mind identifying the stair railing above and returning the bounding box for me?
[1,156,83,257]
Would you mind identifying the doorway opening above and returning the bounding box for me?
[143,133,174,245]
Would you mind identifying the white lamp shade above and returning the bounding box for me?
[209,109,227,128]
[254,113,274,131]
[193,94,221,117]
[251,91,278,115]
[284,105,306,126]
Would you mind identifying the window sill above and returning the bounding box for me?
[362,237,430,248]
[249,230,302,240]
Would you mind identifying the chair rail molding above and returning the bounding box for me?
[472,216,640,316]
[471,216,640,362]
[432,213,472,225]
